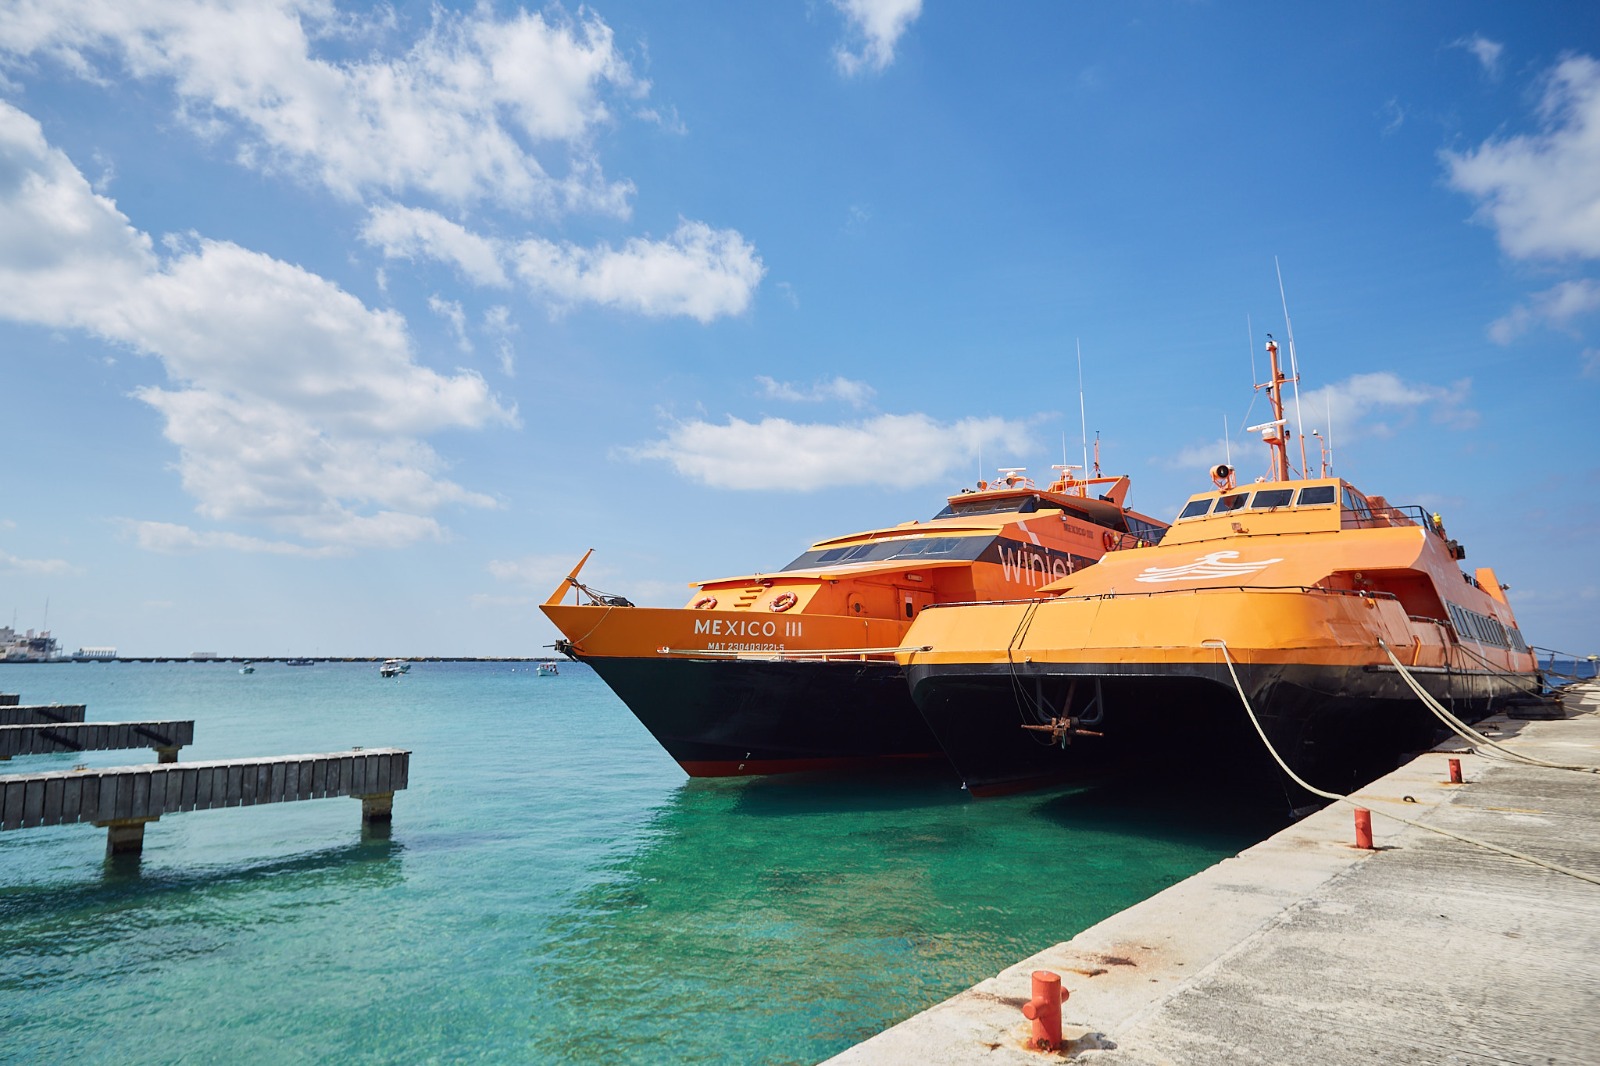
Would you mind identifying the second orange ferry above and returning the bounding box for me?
[543,468,1168,777]
[898,340,1542,797]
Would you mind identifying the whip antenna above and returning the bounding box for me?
[1275,257,1310,479]
[1076,339,1090,484]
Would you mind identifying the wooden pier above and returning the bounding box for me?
[1,748,410,855]
[1,720,194,762]
[0,704,87,725]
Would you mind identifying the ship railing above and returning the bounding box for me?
[1104,529,1164,552]
[1341,503,1442,533]
[922,585,1402,611]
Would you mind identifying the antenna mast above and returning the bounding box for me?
[1256,337,1291,482]
[1324,393,1334,475]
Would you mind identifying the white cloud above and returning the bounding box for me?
[1158,439,1233,473]
[1452,34,1504,78]
[1444,54,1600,260]
[483,305,517,377]
[126,521,340,557]
[628,413,1032,491]
[512,220,765,322]
[1296,372,1477,439]
[362,207,766,323]
[429,295,471,353]
[833,0,923,76]
[364,205,510,287]
[0,546,81,575]
[487,554,580,588]
[0,0,643,213]
[0,100,513,551]
[1488,279,1600,343]
[757,375,876,407]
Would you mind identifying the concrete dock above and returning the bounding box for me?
[827,682,1600,1065]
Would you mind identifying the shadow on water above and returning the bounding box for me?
[0,835,405,930]
[689,758,963,817]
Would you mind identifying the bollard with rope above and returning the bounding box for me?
[1203,638,1600,887]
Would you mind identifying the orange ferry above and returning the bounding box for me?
[542,468,1168,777]
[898,340,1541,797]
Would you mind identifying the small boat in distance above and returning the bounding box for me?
[542,464,1167,779]
[284,657,314,666]
[239,662,255,675]
[536,662,559,676]
[380,659,410,677]
[898,337,1541,798]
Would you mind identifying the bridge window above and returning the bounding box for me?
[1178,498,1212,519]
[1250,489,1294,509]
[1214,493,1249,513]
[1296,485,1336,506]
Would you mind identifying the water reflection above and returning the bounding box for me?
[529,768,1280,1066]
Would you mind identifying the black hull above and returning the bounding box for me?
[907,659,1541,798]
[583,656,941,776]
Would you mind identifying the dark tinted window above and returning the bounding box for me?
[1125,516,1167,543]
[1250,488,1294,509]
[781,535,983,571]
[1178,499,1212,519]
[1297,485,1336,505]
[1215,493,1249,513]
[931,495,1042,519]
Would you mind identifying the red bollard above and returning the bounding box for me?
[1353,807,1373,850]
[1021,969,1065,1050]
[1448,758,1462,784]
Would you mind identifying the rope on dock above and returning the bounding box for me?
[1203,639,1600,889]
[1377,640,1600,775]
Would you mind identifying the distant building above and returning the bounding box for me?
[74,647,117,660]
[0,626,59,661]
[191,652,220,660]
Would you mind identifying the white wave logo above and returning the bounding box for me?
[1134,550,1283,583]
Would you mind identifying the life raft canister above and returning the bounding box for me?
[1102,530,1118,551]
[768,592,798,613]
[692,596,717,610]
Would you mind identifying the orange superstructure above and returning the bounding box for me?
[541,469,1166,777]
[898,339,1542,797]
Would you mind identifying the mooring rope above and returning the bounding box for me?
[1203,639,1600,888]
[1376,640,1600,775]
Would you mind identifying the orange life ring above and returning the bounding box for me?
[692,596,717,610]
[1102,530,1118,551]
[768,592,798,612]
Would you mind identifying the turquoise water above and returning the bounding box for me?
[1,663,1279,1064]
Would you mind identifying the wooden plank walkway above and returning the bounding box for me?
[1,748,410,854]
[0,704,88,726]
[0,721,194,761]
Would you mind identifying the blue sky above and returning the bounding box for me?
[2,1,1597,658]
